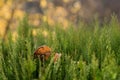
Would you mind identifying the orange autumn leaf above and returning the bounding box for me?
[34,45,51,61]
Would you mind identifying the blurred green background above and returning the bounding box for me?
[0,0,120,40]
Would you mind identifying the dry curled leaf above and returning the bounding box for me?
[54,53,61,62]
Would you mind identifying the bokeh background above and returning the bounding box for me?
[0,0,120,39]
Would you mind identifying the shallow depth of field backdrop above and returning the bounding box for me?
[0,0,120,80]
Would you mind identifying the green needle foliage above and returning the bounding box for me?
[0,15,120,80]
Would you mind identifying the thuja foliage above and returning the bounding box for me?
[0,16,120,80]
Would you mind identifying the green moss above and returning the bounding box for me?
[0,16,120,80]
